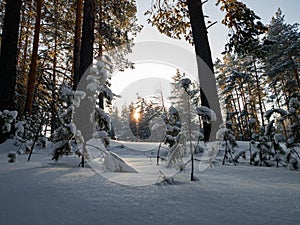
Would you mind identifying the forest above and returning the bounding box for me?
[1,1,300,224]
[0,0,299,171]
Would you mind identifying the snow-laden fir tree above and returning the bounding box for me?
[216,112,238,165]
[285,98,300,170]
[84,60,137,173]
[51,84,86,161]
[250,125,275,167]
[165,106,181,148]
[264,108,287,167]
[87,60,114,147]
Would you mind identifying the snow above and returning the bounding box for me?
[15,121,25,135]
[196,106,217,122]
[0,139,300,225]
[3,110,18,120]
[92,131,108,139]
[72,91,86,108]
[87,82,98,92]
[216,126,228,140]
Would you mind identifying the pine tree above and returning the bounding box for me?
[263,9,300,108]
[0,0,22,111]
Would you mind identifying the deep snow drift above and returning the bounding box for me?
[0,139,299,225]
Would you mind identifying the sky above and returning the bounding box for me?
[111,0,300,110]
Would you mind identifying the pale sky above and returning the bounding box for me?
[111,0,300,110]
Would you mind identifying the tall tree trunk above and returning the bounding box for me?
[25,0,43,115]
[51,2,58,134]
[253,60,265,128]
[78,0,96,83]
[187,0,222,141]
[73,0,83,90]
[17,4,26,61]
[288,53,300,90]
[234,87,245,140]
[0,0,22,111]
[74,0,96,167]
[98,0,104,110]
[18,18,30,118]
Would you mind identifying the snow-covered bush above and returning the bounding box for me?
[0,110,18,143]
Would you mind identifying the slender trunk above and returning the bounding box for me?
[18,30,29,117]
[25,0,43,114]
[73,0,83,90]
[253,60,265,128]
[240,87,250,140]
[231,95,243,139]
[17,4,26,60]
[234,86,245,140]
[187,0,222,141]
[0,0,22,111]
[273,85,281,109]
[186,94,194,181]
[247,83,259,133]
[288,53,300,90]
[51,14,58,134]
[281,79,290,110]
[273,85,288,139]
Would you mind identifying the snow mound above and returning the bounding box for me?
[104,151,138,173]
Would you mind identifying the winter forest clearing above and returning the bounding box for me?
[0,0,300,225]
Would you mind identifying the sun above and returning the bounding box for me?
[133,110,140,122]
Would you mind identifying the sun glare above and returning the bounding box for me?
[133,111,140,122]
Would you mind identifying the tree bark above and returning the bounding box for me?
[0,0,22,111]
[253,60,265,128]
[187,0,222,141]
[25,0,43,114]
[51,1,58,134]
[73,0,83,90]
[78,0,96,84]
[74,0,96,167]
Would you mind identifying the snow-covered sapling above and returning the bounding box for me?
[51,85,86,161]
[216,121,238,165]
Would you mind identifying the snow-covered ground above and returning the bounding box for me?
[0,139,300,225]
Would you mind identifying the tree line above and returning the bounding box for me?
[215,9,300,142]
[1,0,298,163]
[0,0,140,138]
